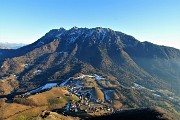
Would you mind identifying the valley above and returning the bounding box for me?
[0,74,179,119]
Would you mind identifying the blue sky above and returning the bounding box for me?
[0,0,180,49]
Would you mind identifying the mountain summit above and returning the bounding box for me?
[0,27,180,95]
[0,27,180,119]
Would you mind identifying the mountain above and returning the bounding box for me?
[0,27,180,119]
[87,107,178,120]
[0,42,26,49]
[0,27,179,94]
[0,42,26,61]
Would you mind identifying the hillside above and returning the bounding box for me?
[0,75,179,119]
[86,107,178,120]
[0,27,179,95]
[0,87,79,120]
[0,27,180,119]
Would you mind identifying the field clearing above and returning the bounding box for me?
[0,87,80,120]
[0,103,32,119]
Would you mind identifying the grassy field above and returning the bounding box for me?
[0,87,79,120]
[0,103,32,119]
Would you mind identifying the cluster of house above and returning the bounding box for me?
[63,82,115,114]
[64,93,114,114]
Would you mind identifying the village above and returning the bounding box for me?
[54,74,118,116]
[3,73,179,117]
[61,85,116,115]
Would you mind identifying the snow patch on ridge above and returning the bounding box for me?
[67,29,84,43]
[94,74,105,81]
[41,83,57,90]
[134,83,146,89]
[60,77,73,86]
[27,83,57,94]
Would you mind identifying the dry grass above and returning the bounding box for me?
[94,87,104,101]
[84,77,98,87]
[0,103,31,119]
[113,100,122,109]
[1,87,80,120]
[0,75,19,95]
[36,111,80,120]
[7,106,47,120]
[28,87,79,106]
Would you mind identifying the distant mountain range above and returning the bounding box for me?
[0,27,179,119]
[0,42,26,49]
[0,46,8,49]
